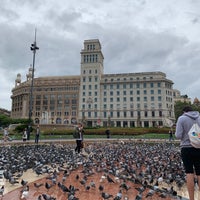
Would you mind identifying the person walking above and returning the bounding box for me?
[169,129,173,141]
[175,106,200,200]
[74,123,84,154]
[3,128,8,142]
[35,125,40,144]
[22,128,28,142]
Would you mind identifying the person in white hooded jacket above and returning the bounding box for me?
[175,106,200,200]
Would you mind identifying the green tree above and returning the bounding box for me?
[0,114,31,128]
[174,101,200,121]
[0,114,12,127]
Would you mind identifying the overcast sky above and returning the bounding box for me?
[1,0,200,110]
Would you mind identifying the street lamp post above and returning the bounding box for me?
[28,29,39,140]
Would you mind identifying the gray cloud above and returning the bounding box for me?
[1,0,200,110]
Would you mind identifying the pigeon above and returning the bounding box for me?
[120,182,131,192]
[99,184,104,192]
[21,179,28,186]
[58,182,70,193]
[0,185,4,196]
[107,175,115,183]
[89,180,96,188]
[21,185,29,199]
[102,192,113,199]
[113,190,122,200]
[42,193,56,200]
[45,182,53,191]
[34,182,44,189]
[9,177,19,185]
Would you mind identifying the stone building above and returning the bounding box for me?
[11,39,175,127]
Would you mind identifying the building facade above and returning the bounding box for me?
[11,39,175,127]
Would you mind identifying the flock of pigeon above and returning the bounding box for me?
[0,140,191,200]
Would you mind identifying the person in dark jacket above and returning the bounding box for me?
[35,125,40,144]
[175,106,200,200]
[105,129,110,138]
[74,123,84,153]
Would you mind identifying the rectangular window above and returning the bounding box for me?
[130,111,134,117]
[110,111,113,117]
